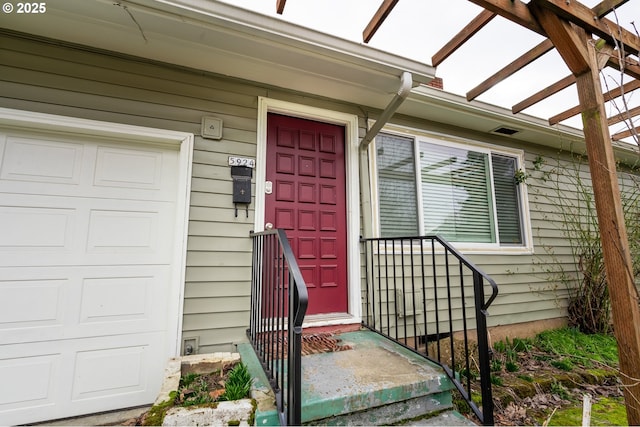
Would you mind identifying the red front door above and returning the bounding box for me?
[265,113,348,315]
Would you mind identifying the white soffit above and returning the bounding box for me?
[0,0,435,109]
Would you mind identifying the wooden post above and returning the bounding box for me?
[529,1,640,425]
[576,37,640,426]
[529,4,640,422]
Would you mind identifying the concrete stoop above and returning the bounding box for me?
[239,329,465,426]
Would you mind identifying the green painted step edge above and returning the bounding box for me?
[303,390,453,424]
[237,342,280,426]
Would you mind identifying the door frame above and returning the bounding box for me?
[255,97,361,325]
[0,107,193,357]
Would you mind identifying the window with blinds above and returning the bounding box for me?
[376,133,419,236]
[375,132,525,247]
[491,154,524,245]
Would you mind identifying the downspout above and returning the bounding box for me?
[359,71,414,240]
[360,71,413,149]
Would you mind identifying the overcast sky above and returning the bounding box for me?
[219,0,638,138]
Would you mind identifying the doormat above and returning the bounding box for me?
[257,332,353,357]
[300,333,353,356]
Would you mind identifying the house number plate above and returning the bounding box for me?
[228,156,255,168]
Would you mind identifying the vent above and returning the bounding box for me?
[491,126,521,136]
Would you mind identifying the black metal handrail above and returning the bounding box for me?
[361,235,498,426]
[247,229,308,426]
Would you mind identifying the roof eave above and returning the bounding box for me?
[0,0,436,110]
[401,85,637,165]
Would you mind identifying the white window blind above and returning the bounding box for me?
[491,154,524,245]
[376,133,418,236]
[420,141,495,243]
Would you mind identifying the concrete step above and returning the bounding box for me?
[239,329,456,426]
[402,409,478,426]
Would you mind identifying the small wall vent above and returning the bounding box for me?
[491,126,521,136]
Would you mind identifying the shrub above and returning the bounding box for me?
[533,153,640,334]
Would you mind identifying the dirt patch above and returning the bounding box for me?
[494,356,621,425]
[457,347,622,425]
[122,362,251,426]
[173,364,235,406]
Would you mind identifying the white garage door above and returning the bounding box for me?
[0,114,190,425]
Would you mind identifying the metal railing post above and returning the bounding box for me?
[473,271,495,426]
[248,230,308,426]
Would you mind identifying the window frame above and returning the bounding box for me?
[370,125,533,254]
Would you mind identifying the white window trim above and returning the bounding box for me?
[370,123,533,255]
[255,97,362,325]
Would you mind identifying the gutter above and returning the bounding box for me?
[358,71,415,240]
[360,71,413,149]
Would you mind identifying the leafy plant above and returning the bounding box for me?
[533,155,545,171]
[173,362,253,408]
[549,379,570,400]
[493,336,531,374]
[180,373,199,388]
[517,374,533,382]
[505,361,519,372]
[514,168,529,184]
[459,367,475,380]
[550,358,574,371]
[491,374,503,386]
[220,363,252,401]
[179,375,214,406]
[511,337,532,353]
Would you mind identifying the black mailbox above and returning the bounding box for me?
[231,165,252,217]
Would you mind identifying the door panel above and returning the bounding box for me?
[265,114,347,315]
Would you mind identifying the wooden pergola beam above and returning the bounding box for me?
[531,4,590,74]
[466,0,544,35]
[512,74,575,114]
[532,0,640,55]
[276,0,286,15]
[607,54,640,80]
[363,0,399,43]
[431,9,496,66]
[612,126,639,141]
[590,0,631,18]
[466,40,554,101]
[522,52,639,119]
[608,105,640,126]
[549,78,640,125]
[470,1,625,104]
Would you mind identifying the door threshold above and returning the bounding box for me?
[302,313,361,331]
